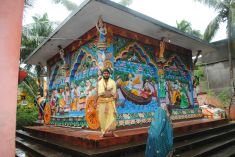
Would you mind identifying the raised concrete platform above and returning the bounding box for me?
[23,118,228,149]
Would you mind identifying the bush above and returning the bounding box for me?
[217,88,230,107]
[16,104,38,130]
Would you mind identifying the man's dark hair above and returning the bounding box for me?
[102,69,110,74]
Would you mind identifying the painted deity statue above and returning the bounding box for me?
[95,68,117,137]
[171,81,180,105]
[59,48,70,78]
[159,74,167,103]
[50,90,57,115]
[179,83,189,109]
[140,79,152,98]
[96,16,107,43]
[158,37,166,61]
[78,81,86,109]
[70,84,78,111]
[56,89,66,113]
[96,17,108,70]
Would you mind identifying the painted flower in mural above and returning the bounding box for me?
[147,118,152,123]
[119,120,124,126]
[138,112,144,118]
[125,120,130,125]
[131,120,135,125]
[123,113,131,119]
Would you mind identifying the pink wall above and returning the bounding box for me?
[0,0,24,156]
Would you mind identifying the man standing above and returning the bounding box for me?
[95,68,117,137]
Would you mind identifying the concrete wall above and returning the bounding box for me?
[0,0,24,156]
[198,40,234,93]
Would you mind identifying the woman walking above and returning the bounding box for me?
[145,104,173,157]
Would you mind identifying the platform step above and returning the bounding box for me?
[16,120,235,157]
[174,137,235,157]
[16,136,71,157]
[173,122,235,157]
[207,144,235,157]
[174,127,235,154]
[174,121,235,142]
[16,130,146,157]
[16,146,34,157]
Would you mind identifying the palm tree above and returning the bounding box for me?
[21,13,54,64]
[194,0,235,118]
[176,20,203,39]
[21,13,55,90]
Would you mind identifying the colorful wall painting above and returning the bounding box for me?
[46,19,202,128]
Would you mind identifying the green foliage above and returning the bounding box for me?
[16,104,38,130]
[194,65,204,79]
[176,20,203,39]
[24,0,34,8]
[217,88,230,107]
[21,13,54,64]
[203,15,221,41]
[52,0,78,11]
[119,0,133,6]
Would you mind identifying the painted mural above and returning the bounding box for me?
[46,18,202,128]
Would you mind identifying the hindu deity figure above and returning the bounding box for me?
[85,80,96,97]
[171,81,180,105]
[179,82,189,109]
[96,16,107,43]
[56,88,66,113]
[78,81,86,109]
[140,79,152,98]
[70,84,78,111]
[126,74,139,96]
[158,72,167,104]
[50,90,57,115]
[158,37,166,61]
[64,83,71,106]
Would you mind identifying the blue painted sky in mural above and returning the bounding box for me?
[23,0,226,42]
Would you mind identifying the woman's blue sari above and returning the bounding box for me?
[145,107,173,157]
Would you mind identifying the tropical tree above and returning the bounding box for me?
[21,13,55,90]
[194,1,235,92]
[176,20,203,39]
[21,13,54,65]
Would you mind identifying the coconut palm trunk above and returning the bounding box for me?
[194,0,235,119]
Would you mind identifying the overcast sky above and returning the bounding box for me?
[23,0,227,42]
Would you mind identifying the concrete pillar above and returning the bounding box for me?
[0,0,24,156]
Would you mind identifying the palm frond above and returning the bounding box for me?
[194,0,228,11]
[119,0,133,6]
[176,20,192,33]
[24,0,34,8]
[19,81,37,98]
[52,0,78,11]
[203,15,222,41]
[191,30,203,39]
[229,3,235,54]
